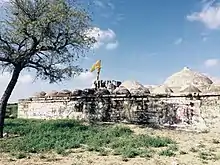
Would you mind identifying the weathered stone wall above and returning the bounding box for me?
[199,96,220,133]
[18,94,220,132]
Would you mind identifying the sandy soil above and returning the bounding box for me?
[1,125,220,165]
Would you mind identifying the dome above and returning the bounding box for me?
[152,85,173,94]
[130,87,150,95]
[164,67,213,87]
[120,80,144,90]
[113,86,130,95]
[32,91,46,97]
[144,85,157,93]
[45,90,58,97]
[180,84,201,93]
[205,84,220,93]
[57,90,72,97]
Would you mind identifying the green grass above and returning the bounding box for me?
[159,148,176,157]
[6,103,18,119]
[0,119,176,158]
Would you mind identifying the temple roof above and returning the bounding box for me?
[120,80,145,90]
[180,84,201,93]
[163,67,213,87]
[152,85,173,94]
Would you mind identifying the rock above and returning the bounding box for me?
[45,90,58,97]
[3,132,8,138]
[71,89,82,96]
[113,86,130,95]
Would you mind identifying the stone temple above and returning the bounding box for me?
[18,67,220,133]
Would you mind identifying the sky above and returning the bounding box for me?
[1,0,220,102]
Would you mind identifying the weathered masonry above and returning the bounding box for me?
[18,93,220,133]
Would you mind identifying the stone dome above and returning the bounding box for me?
[32,91,46,97]
[113,86,130,95]
[130,87,150,95]
[205,84,220,93]
[144,85,156,93]
[152,85,173,94]
[57,90,72,97]
[120,80,144,90]
[164,67,213,87]
[45,90,58,97]
[180,84,201,93]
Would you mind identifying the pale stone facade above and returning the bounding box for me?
[17,67,220,133]
[18,93,220,133]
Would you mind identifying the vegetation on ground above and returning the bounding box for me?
[6,104,18,119]
[0,119,177,158]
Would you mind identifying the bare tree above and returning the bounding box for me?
[0,0,96,138]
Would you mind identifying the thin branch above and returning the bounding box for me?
[27,60,62,80]
[0,36,11,50]
[0,57,10,63]
[18,37,28,51]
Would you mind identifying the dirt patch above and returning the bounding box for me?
[1,125,220,165]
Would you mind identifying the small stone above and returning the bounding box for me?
[3,132,8,138]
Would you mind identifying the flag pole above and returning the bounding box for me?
[96,60,101,81]
[96,68,101,81]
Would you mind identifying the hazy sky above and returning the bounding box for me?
[1,0,220,102]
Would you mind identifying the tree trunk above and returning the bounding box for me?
[0,67,21,138]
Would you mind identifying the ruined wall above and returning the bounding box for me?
[199,96,220,133]
[18,94,220,132]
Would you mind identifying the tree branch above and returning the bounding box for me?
[27,60,62,81]
[0,36,11,49]
[0,57,11,63]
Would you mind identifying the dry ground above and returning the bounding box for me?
[1,125,220,165]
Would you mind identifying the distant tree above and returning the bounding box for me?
[0,0,96,138]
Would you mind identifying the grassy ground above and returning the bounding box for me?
[1,119,220,165]
[0,119,176,160]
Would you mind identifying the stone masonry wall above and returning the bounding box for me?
[18,94,220,132]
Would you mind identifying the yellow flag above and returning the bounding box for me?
[90,60,101,72]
